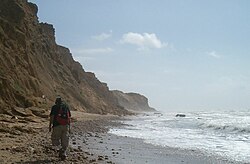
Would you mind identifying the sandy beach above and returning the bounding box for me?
[0,111,246,164]
[0,111,115,164]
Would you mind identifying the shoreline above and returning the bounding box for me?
[77,133,235,164]
[74,118,245,164]
[0,111,246,164]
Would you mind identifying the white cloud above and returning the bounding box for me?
[207,51,221,59]
[72,47,114,55]
[91,32,112,41]
[121,32,167,50]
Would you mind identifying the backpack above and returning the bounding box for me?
[55,104,70,125]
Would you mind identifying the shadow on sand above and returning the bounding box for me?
[16,159,58,164]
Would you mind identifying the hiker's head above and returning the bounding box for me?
[55,96,62,105]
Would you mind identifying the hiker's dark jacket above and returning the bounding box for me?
[50,102,71,127]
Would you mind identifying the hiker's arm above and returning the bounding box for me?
[68,108,71,134]
[49,115,54,132]
[68,117,71,134]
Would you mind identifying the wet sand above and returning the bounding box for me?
[72,123,244,164]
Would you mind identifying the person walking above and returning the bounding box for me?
[49,96,71,160]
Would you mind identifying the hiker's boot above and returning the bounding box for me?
[58,149,63,158]
[60,149,67,160]
[61,155,66,160]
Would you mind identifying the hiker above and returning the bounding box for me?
[49,96,71,160]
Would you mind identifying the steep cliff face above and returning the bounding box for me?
[112,90,156,112]
[0,0,128,115]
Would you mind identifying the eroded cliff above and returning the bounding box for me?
[112,90,156,112]
[0,0,128,116]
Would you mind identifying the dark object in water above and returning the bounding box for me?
[176,114,186,117]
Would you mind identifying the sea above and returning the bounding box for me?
[109,110,250,163]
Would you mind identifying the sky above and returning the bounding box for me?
[29,0,250,112]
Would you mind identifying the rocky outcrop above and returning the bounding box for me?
[112,90,155,112]
[176,114,186,117]
[0,0,129,115]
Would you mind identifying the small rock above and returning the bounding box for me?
[89,159,96,163]
[98,156,104,160]
[33,150,39,154]
[11,116,18,120]
[28,146,35,153]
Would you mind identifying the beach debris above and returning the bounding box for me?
[98,155,104,160]
[85,151,90,155]
[11,116,18,120]
[11,146,26,153]
[87,132,93,137]
[28,146,35,153]
[89,159,96,163]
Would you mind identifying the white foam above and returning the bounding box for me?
[109,111,250,163]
